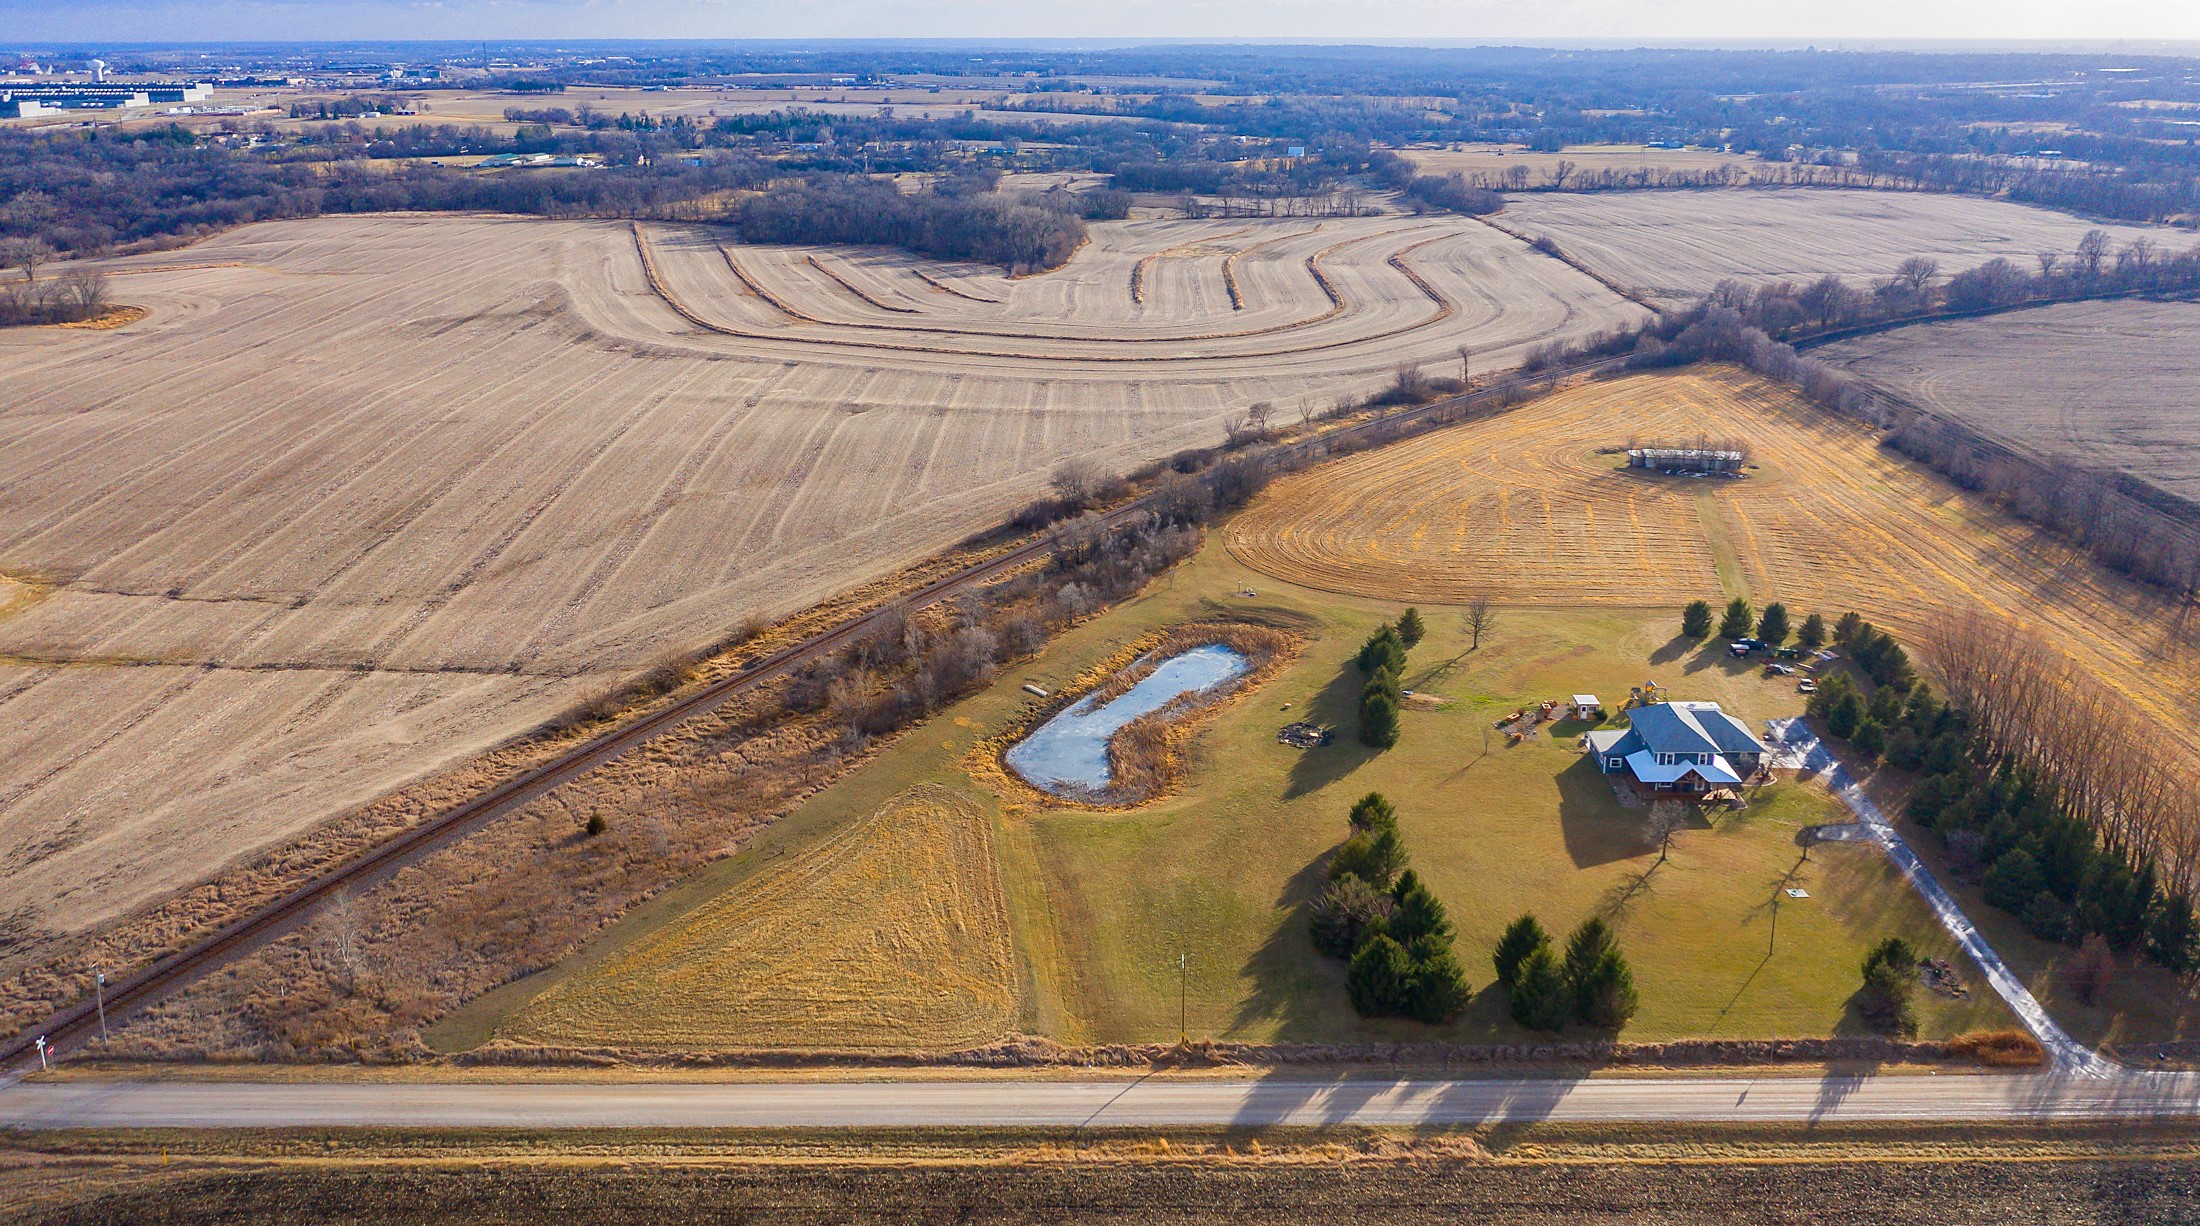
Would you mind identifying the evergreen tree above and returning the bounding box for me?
[1680,600,1713,639]
[1396,607,1426,649]
[1851,716,1886,758]
[1900,683,1941,734]
[1834,611,1864,644]
[1357,625,1407,675]
[1347,934,1416,1017]
[1309,874,1395,958]
[1510,945,1571,1032]
[1575,949,1640,1028]
[1563,917,1621,1016]
[2149,894,2199,973]
[1984,847,2046,913]
[1796,612,1828,651]
[1757,602,1791,648]
[1405,937,1472,1024]
[1492,913,1550,989]
[1359,686,1402,749]
[1858,936,1919,1036]
[1329,825,1408,889]
[1826,689,1865,740]
[1387,870,1455,947]
[1717,597,1755,639]
[1348,792,1398,833]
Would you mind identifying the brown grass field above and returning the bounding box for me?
[1498,189,2178,303]
[0,210,1641,948]
[1224,367,2200,752]
[500,785,1020,1051]
[1818,299,2200,502]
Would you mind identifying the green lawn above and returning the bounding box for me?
[982,542,2009,1045]
[459,531,2018,1051]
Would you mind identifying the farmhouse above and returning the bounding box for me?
[1585,701,1767,794]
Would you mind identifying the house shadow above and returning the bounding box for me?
[1230,856,1350,1041]
[1556,756,1650,869]
[1282,662,1380,800]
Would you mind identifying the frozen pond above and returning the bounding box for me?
[1006,644,1250,796]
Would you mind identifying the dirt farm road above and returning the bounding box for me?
[6,1070,2200,1129]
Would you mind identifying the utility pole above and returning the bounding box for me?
[1178,950,1188,1045]
[94,966,108,1043]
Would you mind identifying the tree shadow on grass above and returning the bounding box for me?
[1557,756,1649,869]
[1597,865,1659,922]
[1228,856,1343,1041]
[1283,662,1380,800]
[1649,634,1700,666]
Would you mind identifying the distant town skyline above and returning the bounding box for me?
[3,1,2198,47]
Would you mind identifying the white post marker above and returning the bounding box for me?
[33,1035,47,1072]
[94,967,108,1042]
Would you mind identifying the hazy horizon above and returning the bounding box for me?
[3,2,2197,49]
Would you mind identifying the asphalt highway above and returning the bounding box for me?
[5,1071,2199,1130]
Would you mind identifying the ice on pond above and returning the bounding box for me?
[1005,644,1250,796]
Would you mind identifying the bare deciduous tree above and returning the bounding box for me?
[1645,800,1687,867]
[2,236,54,283]
[1048,458,1105,506]
[2075,229,2111,279]
[1456,344,1472,385]
[1464,597,1497,651]
[1894,255,1939,296]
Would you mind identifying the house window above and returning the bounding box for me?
[1607,757,1624,770]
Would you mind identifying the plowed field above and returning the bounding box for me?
[1499,190,2174,303]
[0,211,1640,942]
[1818,299,2200,503]
[1226,367,2200,743]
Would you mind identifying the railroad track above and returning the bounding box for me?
[0,353,1625,1072]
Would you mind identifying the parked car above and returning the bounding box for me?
[1797,679,1818,694]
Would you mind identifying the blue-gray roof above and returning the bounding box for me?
[1605,702,1766,759]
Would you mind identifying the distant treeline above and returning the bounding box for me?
[0,126,772,253]
[731,174,1101,272]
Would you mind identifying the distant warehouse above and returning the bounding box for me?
[1,81,211,118]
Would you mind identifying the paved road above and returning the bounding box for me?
[1766,720,2111,1076]
[4,1071,2199,1129]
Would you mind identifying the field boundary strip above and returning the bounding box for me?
[0,348,1630,1074]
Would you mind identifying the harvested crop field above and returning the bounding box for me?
[1817,299,2200,502]
[1225,367,2200,747]
[1499,189,2176,303]
[1405,142,1760,181]
[498,785,1021,1050]
[0,211,1639,943]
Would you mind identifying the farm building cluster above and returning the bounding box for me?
[1627,446,1745,476]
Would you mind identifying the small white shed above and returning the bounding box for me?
[1570,694,1603,721]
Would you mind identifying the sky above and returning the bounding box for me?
[5,1,2199,46]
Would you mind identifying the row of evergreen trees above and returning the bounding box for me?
[1492,913,1640,1032]
[1804,623,2199,973]
[1353,609,1424,749]
[1309,793,1472,1023]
